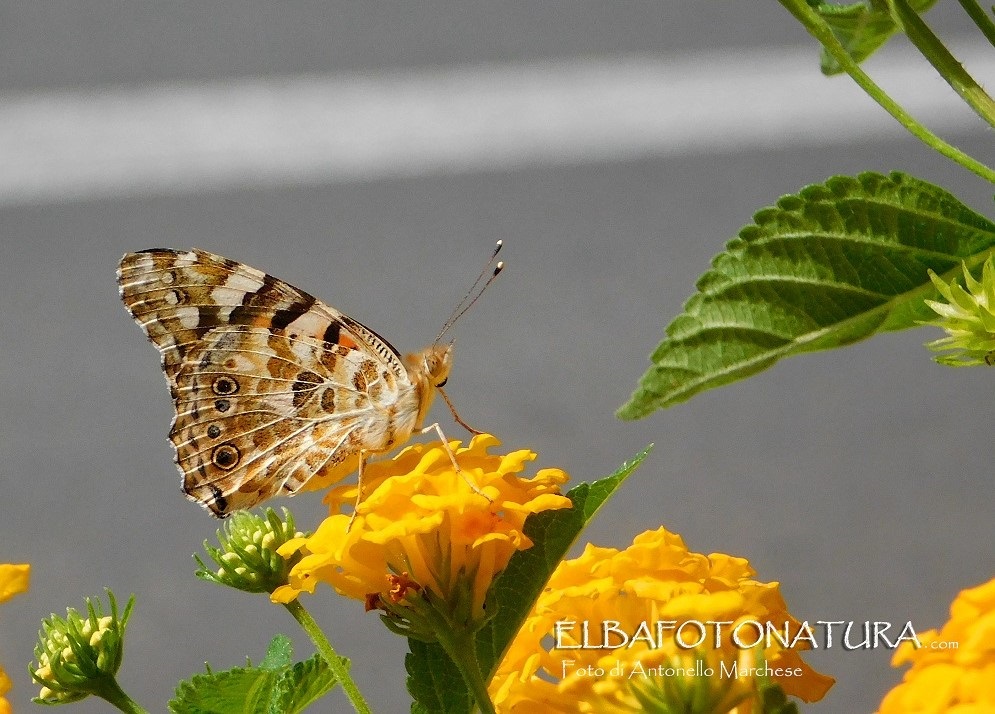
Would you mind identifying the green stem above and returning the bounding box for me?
[283,599,373,714]
[957,0,995,48]
[889,0,995,129]
[421,604,496,714]
[91,675,149,714]
[778,0,995,184]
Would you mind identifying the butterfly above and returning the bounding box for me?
[117,247,501,517]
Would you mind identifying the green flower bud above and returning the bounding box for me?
[924,256,995,366]
[31,591,134,705]
[195,508,305,594]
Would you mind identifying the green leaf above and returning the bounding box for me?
[404,447,651,713]
[170,665,276,714]
[810,0,938,75]
[170,637,340,714]
[269,653,340,714]
[406,639,475,714]
[619,171,995,419]
[260,634,293,670]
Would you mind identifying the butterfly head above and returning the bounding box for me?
[404,343,454,429]
[412,343,454,389]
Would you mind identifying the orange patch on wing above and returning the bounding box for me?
[338,333,359,350]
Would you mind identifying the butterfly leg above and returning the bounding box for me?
[438,387,483,435]
[420,423,492,501]
[347,450,368,531]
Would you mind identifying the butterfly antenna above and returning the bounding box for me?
[435,240,504,343]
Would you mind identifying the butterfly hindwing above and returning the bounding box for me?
[174,327,397,515]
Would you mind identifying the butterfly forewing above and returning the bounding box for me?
[117,249,422,516]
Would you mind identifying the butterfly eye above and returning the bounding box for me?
[436,377,448,388]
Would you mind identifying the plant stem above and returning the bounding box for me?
[889,0,995,129]
[778,0,995,185]
[92,676,149,714]
[283,599,373,714]
[957,0,995,48]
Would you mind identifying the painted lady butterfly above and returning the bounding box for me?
[117,247,499,517]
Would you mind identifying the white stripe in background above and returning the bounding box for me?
[0,43,992,206]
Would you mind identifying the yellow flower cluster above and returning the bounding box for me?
[490,528,833,713]
[273,435,571,626]
[0,564,30,714]
[877,577,995,712]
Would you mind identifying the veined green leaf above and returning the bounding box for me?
[170,664,275,714]
[619,172,995,419]
[269,654,339,714]
[810,0,938,75]
[406,639,474,714]
[169,637,340,714]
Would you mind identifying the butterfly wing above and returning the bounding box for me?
[118,248,411,516]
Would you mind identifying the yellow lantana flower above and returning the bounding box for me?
[490,528,833,713]
[876,577,995,713]
[1,563,31,714]
[273,435,571,631]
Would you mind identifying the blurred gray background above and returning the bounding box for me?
[2,3,994,712]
